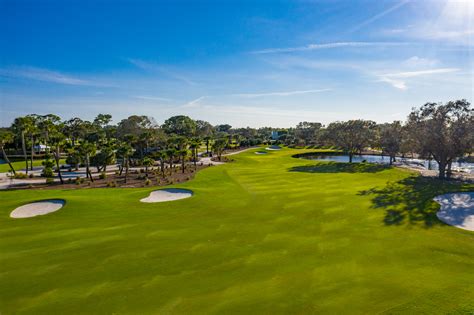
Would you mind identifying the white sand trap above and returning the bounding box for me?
[255,151,267,155]
[11,199,65,218]
[266,145,281,151]
[140,188,193,203]
[433,192,474,231]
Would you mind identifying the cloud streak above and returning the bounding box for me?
[251,41,410,54]
[349,0,410,33]
[378,68,460,90]
[231,88,332,97]
[0,66,93,86]
[128,58,197,85]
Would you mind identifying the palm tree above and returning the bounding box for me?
[189,138,201,169]
[142,156,154,177]
[12,116,33,174]
[37,114,61,153]
[212,138,228,161]
[25,114,39,171]
[178,148,189,173]
[203,136,211,155]
[117,142,133,183]
[49,125,66,184]
[166,148,176,171]
[0,130,16,175]
[79,141,97,182]
[154,151,166,178]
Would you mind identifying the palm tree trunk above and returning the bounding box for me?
[1,145,16,175]
[54,148,64,184]
[124,158,129,183]
[21,131,28,174]
[194,149,197,169]
[181,156,185,173]
[160,159,165,178]
[86,154,94,182]
[30,136,35,170]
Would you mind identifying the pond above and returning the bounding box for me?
[300,153,474,174]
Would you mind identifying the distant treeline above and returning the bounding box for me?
[0,99,472,180]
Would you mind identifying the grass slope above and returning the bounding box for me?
[0,148,473,314]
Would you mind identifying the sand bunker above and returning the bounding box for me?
[255,151,267,155]
[266,145,281,151]
[140,188,193,203]
[433,192,474,231]
[11,199,65,218]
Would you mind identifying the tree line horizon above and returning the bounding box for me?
[0,99,472,180]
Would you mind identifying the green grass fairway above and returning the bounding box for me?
[1,148,473,314]
[0,159,66,173]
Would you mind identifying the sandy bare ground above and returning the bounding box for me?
[140,188,193,203]
[10,199,65,218]
[433,192,474,231]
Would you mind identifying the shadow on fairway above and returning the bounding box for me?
[289,162,389,174]
[359,176,469,227]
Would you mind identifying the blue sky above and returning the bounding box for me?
[0,0,473,127]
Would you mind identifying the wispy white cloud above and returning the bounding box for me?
[377,68,460,89]
[231,88,331,97]
[251,41,410,54]
[402,56,439,68]
[128,58,197,85]
[349,0,410,33]
[382,68,460,78]
[182,96,207,108]
[133,95,174,102]
[378,77,407,90]
[0,66,93,86]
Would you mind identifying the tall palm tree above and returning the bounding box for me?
[142,156,154,177]
[166,148,176,171]
[12,116,34,174]
[178,149,189,173]
[212,138,228,161]
[117,142,133,183]
[154,151,166,178]
[49,125,66,184]
[79,141,97,182]
[25,114,39,171]
[37,114,61,153]
[0,130,16,175]
[189,138,201,169]
[203,136,211,155]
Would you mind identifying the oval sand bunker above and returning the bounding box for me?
[141,188,193,203]
[434,192,474,231]
[11,199,65,218]
[255,151,267,155]
[265,145,281,151]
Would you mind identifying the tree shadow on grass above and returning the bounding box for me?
[359,176,470,227]
[289,162,389,174]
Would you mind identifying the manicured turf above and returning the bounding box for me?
[0,148,473,314]
[0,159,65,173]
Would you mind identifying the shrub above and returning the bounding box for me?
[145,179,151,186]
[99,172,107,180]
[46,177,54,184]
[14,172,28,179]
[29,173,34,178]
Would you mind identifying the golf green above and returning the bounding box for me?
[1,148,473,314]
